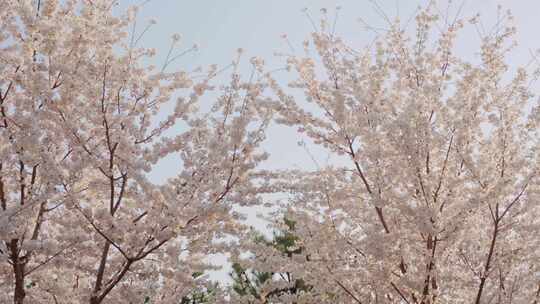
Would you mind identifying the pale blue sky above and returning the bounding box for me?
[122,0,539,71]
[115,0,540,184]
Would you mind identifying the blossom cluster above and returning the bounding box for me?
[1,1,539,304]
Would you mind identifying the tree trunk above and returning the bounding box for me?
[10,239,26,304]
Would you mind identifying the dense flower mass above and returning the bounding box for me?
[259,5,540,304]
[0,0,270,303]
[0,1,539,304]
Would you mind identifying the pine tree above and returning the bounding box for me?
[230,218,312,303]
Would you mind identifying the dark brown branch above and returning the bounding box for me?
[112,173,128,214]
[335,279,363,304]
[0,163,6,210]
[75,206,130,260]
[475,216,500,304]
[132,211,147,223]
[24,243,73,276]
[19,160,26,206]
[390,281,411,304]
[345,136,390,233]
[91,260,134,304]
[434,132,454,207]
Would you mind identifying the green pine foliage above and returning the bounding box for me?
[230,218,311,302]
[143,273,218,304]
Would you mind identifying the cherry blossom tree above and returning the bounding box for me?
[2,1,540,303]
[267,5,540,304]
[0,0,271,303]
